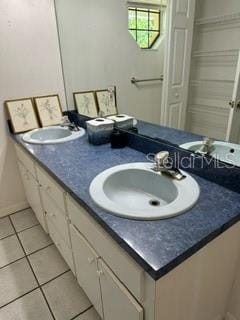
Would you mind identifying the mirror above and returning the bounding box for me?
[55,0,240,166]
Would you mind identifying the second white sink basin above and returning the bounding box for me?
[90,163,200,220]
[22,126,85,144]
[180,141,240,166]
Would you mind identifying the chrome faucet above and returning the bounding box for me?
[151,151,186,181]
[61,116,80,131]
[196,137,215,156]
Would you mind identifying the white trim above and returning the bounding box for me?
[225,312,238,320]
[193,49,239,58]
[195,12,240,26]
[190,79,234,85]
[127,0,167,9]
[0,201,29,218]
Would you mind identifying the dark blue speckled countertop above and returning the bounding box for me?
[137,120,203,145]
[13,133,240,280]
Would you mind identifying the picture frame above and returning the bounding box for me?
[33,94,63,127]
[73,91,98,118]
[5,98,39,133]
[95,88,118,117]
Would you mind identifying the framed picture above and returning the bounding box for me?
[96,89,117,117]
[73,91,98,118]
[33,94,63,127]
[5,98,39,133]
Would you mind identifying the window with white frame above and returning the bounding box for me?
[128,1,167,49]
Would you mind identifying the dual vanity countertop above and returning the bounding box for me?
[13,122,240,280]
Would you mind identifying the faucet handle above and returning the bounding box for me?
[203,137,214,146]
[154,151,169,167]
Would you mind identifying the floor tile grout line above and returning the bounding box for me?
[70,305,94,320]
[8,207,31,217]
[27,242,54,257]
[16,222,40,235]
[8,217,57,320]
[0,232,17,242]
[2,212,92,319]
[0,256,26,271]
[40,269,71,288]
[0,287,39,310]
[0,208,29,221]
[0,242,54,271]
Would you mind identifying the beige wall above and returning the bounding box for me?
[0,0,65,217]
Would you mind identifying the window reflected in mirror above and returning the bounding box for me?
[128,7,163,49]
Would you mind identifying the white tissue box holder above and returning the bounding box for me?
[86,118,114,145]
[107,114,137,130]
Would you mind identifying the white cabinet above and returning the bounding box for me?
[41,189,71,247]
[15,145,36,178]
[37,165,66,211]
[98,259,144,320]
[18,161,48,232]
[67,196,144,302]
[47,215,75,274]
[70,223,143,320]
[70,224,103,318]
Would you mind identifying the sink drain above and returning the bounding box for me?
[149,199,160,207]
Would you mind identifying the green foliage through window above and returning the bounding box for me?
[128,7,161,49]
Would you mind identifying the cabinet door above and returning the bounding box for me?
[98,259,143,320]
[18,162,48,232]
[41,189,70,247]
[47,215,75,275]
[70,224,103,318]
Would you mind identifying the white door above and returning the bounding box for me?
[98,259,143,320]
[226,50,240,143]
[161,0,196,129]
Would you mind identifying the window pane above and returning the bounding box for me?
[149,12,160,31]
[129,29,137,41]
[128,9,136,29]
[149,31,159,47]
[136,10,148,30]
[137,31,149,48]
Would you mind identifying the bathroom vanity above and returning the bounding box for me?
[13,131,240,320]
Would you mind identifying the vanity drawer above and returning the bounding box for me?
[47,214,75,275]
[36,166,66,211]
[15,144,36,178]
[67,196,144,302]
[41,189,71,248]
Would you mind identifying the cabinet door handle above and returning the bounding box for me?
[97,270,104,277]
[88,257,94,264]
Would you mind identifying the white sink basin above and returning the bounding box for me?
[180,141,240,166]
[22,126,85,144]
[89,163,200,220]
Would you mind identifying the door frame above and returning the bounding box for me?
[226,50,240,143]
[160,0,196,129]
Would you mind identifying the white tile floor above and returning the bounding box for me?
[0,208,101,320]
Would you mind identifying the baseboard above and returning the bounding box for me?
[0,201,29,218]
[225,312,238,320]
